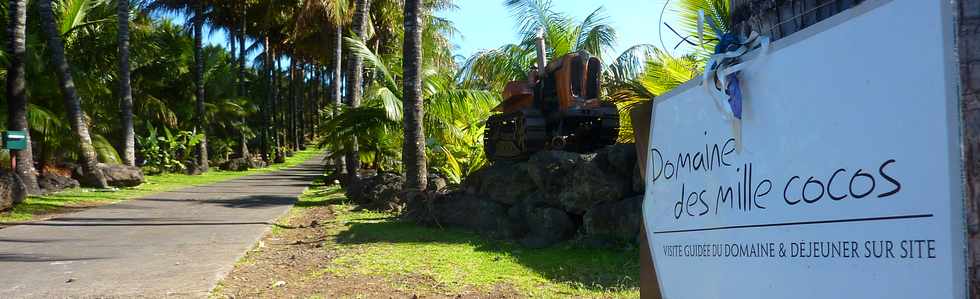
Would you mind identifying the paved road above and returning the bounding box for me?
[0,156,325,298]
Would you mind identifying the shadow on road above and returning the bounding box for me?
[0,254,105,263]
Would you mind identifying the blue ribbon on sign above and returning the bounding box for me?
[713,30,744,120]
[725,73,742,119]
[702,17,768,123]
[714,32,740,54]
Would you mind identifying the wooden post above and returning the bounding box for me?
[631,101,662,299]
[957,0,980,296]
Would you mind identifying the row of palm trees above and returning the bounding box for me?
[6,0,120,192]
[2,0,443,193]
[2,0,727,196]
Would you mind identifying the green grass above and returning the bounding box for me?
[0,149,323,223]
[299,185,640,298]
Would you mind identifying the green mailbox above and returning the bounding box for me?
[2,130,28,150]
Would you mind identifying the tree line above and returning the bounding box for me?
[1,0,726,196]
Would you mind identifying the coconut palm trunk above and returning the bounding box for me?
[5,0,40,194]
[402,0,427,191]
[38,0,108,188]
[274,55,285,162]
[238,6,247,99]
[345,0,371,181]
[332,25,346,175]
[228,34,241,98]
[312,68,320,139]
[229,31,237,98]
[332,27,343,110]
[262,35,273,162]
[287,58,296,151]
[117,0,135,167]
[296,63,304,150]
[193,1,209,171]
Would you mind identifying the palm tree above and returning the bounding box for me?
[193,0,209,171]
[321,36,497,176]
[5,0,41,194]
[677,0,729,55]
[288,58,297,150]
[237,1,247,99]
[294,61,301,149]
[463,0,617,92]
[38,0,109,188]
[345,0,372,181]
[118,0,136,166]
[604,0,728,141]
[293,0,349,172]
[606,46,700,141]
[402,0,426,191]
[263,35,275,162]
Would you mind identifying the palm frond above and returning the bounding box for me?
[676,0,730,54]
[574,7,616,57]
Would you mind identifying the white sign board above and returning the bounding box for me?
[643,1,964,298]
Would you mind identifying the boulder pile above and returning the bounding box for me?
[38,172,79,193]
[352,143,645,248]
[0,170,27,211]
[345,172,406,212]
[74,163,145,188]
[219,157,268,171]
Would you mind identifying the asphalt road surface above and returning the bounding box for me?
[0,156,324,298]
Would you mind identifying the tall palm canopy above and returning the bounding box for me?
[0,0,716,192]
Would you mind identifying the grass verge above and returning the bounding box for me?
[300,184,640,298]
[0,149,322,223]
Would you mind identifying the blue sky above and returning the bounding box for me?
[440,0,691,60]
[183,0,692,63]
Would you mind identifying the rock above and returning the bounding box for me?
[211,159,227,169]
[249,159,268,169]
[220,158,251,171]
[0,170,27,211]
[346,172,405,211]
[598,143,637,178]
[72,165,109,188]
[97,164,144,187]
[405,145,641,246]
[426,174,447,192]
[583,195,643,245]
[520,205,575,248]
[184,162,205,175]
[462,162,535,205]
[415,191,518,239]
[38,172,79,193]
[557,154,631,214]
[525,151,579,203]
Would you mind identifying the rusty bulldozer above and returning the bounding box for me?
[484,30,620,161]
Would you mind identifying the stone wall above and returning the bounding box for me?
[403,144,644,248]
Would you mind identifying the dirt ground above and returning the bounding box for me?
[213,204,523,298]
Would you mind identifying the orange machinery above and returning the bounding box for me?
[484,31,619,161]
